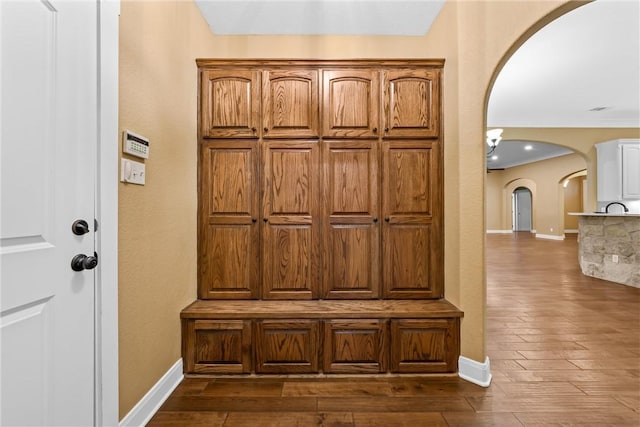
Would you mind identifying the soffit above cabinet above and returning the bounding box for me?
[194,0,446,36]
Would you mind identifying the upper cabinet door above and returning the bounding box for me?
[201,69,260,138]
[323,69,380,138]
[383,69,440,138]
[262,69,319,138]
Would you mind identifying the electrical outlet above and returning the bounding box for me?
[612,254,619,263]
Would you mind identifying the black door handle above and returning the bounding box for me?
[71,252,99,272]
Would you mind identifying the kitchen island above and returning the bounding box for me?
[570,213,640,287]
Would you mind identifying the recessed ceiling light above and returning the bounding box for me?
[491,155,498,160]
[524,145,533,150]
[589,106,609,112]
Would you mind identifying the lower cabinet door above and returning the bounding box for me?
[183,319,252,374]
[323,319,387,373]
[255,320,319,373]
[390,318,459,373]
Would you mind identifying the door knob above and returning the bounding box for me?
[71,252,99,272]
[72,219,90,235]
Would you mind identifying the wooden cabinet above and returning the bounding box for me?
[201,70,260,138]
[322,140,380,298]
[322,69,380,138]
[382,140,442,298]
[190,60,457,377]
[323,319,387,373]
[199,141,260,299]
[255,320,319,373]
[262,69,319,138]
[390,318,459,373]
[382,69,440,138]
[182,320,251,374]
[262,141,321,299]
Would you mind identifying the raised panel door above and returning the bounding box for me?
[323,141,380,298]
[201,69,260,138]
[383,69,440,138]
[255,320,319,373]
[390,319,459,373]
[262,69,319,138]
[382,141,443,298]
[183,320,252,374]
[199,141,260,299]
[262,141,320,299]
[323,320,387,373]
[322,69,380,138]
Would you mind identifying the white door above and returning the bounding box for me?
[1,1,98,425]
[513,188,532,232]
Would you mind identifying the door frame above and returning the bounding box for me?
[96,1,119,425]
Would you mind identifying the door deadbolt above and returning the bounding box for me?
[72,219,90,236]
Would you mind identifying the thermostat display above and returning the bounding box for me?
[123,130,149,159]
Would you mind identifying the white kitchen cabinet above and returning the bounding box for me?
[596,139,640,202]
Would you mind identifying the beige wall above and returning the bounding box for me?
[117,0,599,418]
[486,153,587,236]
[564,178,584,230]
[118,1,217,418]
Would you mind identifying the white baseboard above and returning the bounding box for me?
[458,356,492,387]
[564,229,578,234]
[486,230,512,234]
[535,233,565,241]
[119,359,183,427]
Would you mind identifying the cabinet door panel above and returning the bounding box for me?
[199,141,259,299]
[255,320,319,373]
[323,320,387,373]
[382,141,442,298]
[183,320,252,374]
[323,141,379,298]
[263,69,319,138]
[201,70,260,138]
[390,319,459,373]
[263,142,320,299]
[383,69,440,138]
[323,69,380,138]
[622,144,640,199]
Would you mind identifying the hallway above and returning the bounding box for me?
[148,233,640,426]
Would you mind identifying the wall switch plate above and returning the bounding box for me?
[121,159,145,185]
[612,254,619,263]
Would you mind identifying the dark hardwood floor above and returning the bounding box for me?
[148,232,640,426]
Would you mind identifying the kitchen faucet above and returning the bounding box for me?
[605,202,629,213]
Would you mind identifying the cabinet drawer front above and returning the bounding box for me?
[183,320,252,374]
[390,318,459,373]
[255,320,319,373]
[323,319,387,373]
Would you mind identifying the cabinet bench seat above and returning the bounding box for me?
[181,299,462,375]
[181,299,463,320]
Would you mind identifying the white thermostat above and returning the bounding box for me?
[123,129,149,159]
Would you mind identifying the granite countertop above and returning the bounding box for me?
[569,212,640,217]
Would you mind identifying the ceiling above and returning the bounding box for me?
[195,1,446,36]
[194,0,639,169]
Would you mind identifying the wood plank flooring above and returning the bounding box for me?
[148,233,640,426]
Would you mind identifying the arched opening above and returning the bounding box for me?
[482,0,637,386]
